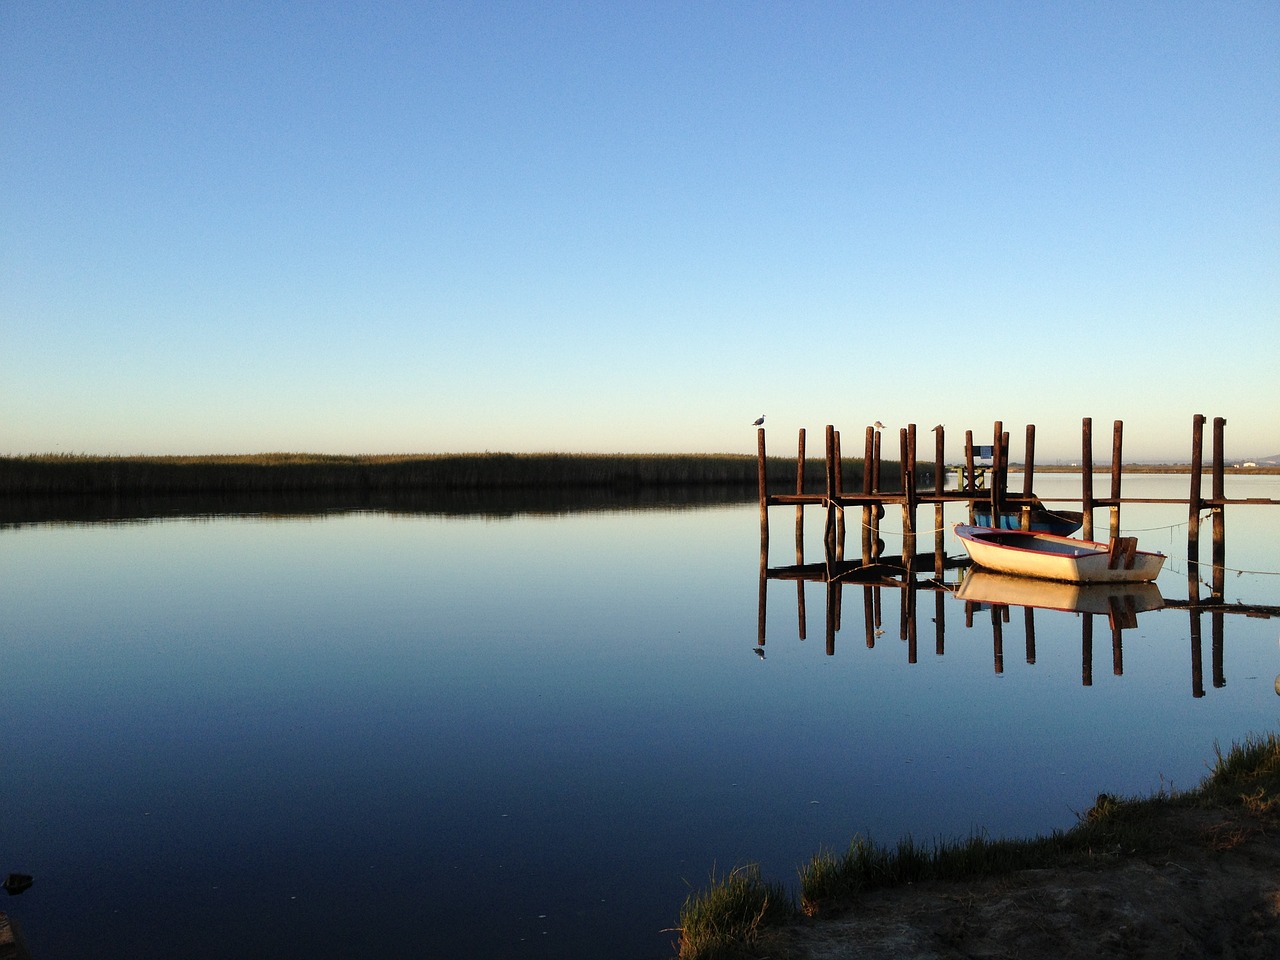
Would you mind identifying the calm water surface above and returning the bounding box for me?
[2,476,1278,959]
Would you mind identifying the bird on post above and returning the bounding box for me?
[873,421,885,431]
[752,415,765,426]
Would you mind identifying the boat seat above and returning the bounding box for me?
[1107,537,1138,570]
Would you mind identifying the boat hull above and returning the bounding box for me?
[954,525,1165,583]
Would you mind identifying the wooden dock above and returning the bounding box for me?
[757,414,1278,584]
[754,415,1279,676]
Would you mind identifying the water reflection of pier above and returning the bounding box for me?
[756,542,1280,700]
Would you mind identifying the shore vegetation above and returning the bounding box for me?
[0,452,897,497]
[674,731,1280,959]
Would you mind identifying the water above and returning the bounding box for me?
[1,476,1278,959]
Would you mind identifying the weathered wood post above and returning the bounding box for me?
[871,428,883,559]
[757,427,769,647]
[862,426,875,563]
[1188,414,1205,593]
[795,428,806,554]
[964,429,976,523]
[834,430,845,560]
[757,426,769,545]
[933,424,946,578]
[1021,424,1036,530]
[824,424,837,561]
[1081,417,1095,540]
[1109,420,1124,540]
[901,425,917,564]
[795,428,807,640]
[1024,608,1036,664]
[1211,416,1227,596]
[989,420,1004,523]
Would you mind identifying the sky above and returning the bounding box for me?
[3,1,1277,461]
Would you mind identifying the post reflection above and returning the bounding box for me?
[755,537,1278,699]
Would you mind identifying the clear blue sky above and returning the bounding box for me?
[3,1,1277,461]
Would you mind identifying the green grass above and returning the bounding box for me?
[674,864,795,960]
[0,452,898,497]
[674,732,1280,959]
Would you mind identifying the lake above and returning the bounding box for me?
[2,475,1278,959]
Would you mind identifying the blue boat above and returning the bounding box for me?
[972,501,1083,536]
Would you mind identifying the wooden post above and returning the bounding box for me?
[757,426,768,528]
[1024,607,1036,664]
[862,426,874,563]
[795,428,806,639]
[901,425,917,564]
[964,429,975,523]
[795,428,806,546]
[822,425,836,559]
[1109,420,1123,540]
[989,420,1003,524]
[1188,414,1204,592]
[834,431,845,560]
[1022,424,1036,497]
[934,424,946,578]
[1081,417,1094,540]
[1211,416,1226,595]
[872,429,882,492]
[1021,424,1036,529]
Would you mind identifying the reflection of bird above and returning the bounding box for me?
[754,647,766,660]
[873,421,885,430]
[752,415,765,426]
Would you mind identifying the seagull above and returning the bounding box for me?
[752,415,765,426]
[873,421,885,431]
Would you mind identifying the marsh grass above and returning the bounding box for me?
[0,452,893,497]
[674,864,794,960]
[676,733,1280,959]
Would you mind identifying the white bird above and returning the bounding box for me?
[752,415,765,426]
[873,421,886,430]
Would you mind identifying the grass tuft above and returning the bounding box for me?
[675,864,795,960]
[1205,732,1280,812]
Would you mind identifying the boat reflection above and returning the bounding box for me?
[955,570,1164,618]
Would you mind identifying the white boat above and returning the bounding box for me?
[956,569,1164,615]
[953,524,1166,583]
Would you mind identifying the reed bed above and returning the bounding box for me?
[0,453,887,498]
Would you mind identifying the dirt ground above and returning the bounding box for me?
[755,803,1280,959]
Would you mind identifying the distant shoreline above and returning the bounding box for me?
[1010,463,1280,475]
